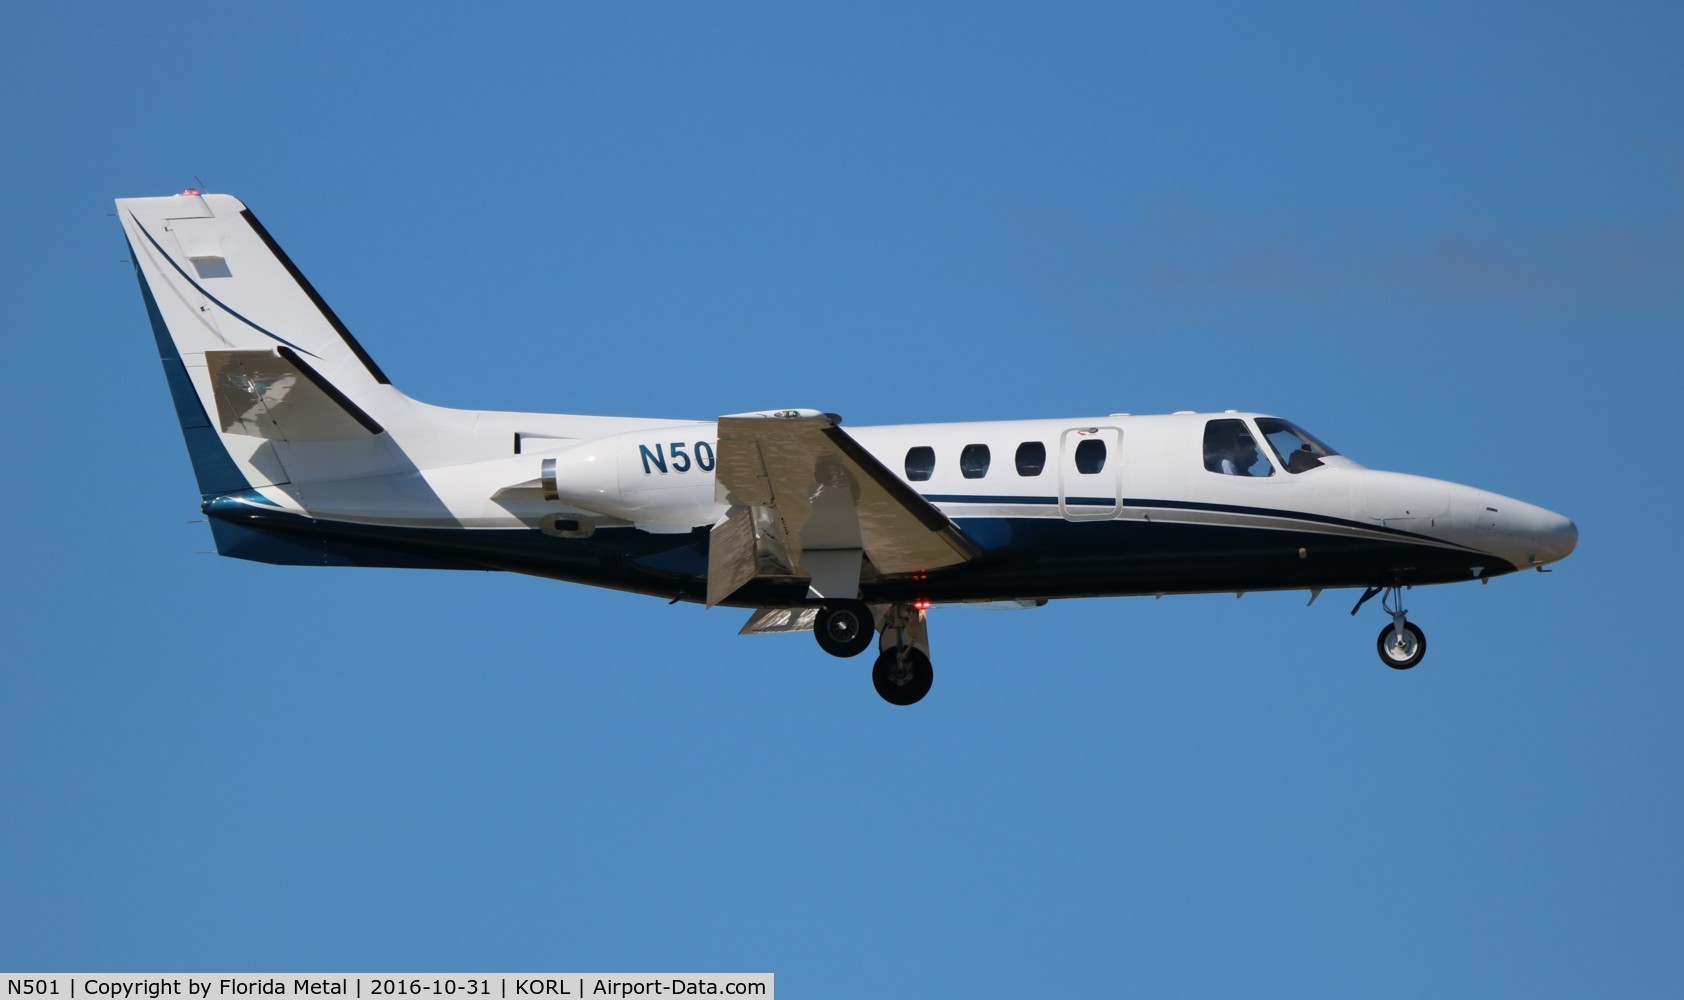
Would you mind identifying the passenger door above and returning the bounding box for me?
[1057,427,1122,520]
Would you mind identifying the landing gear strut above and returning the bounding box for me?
[813,600,874,658]
[1359,583,1426,670]
[798,599,935,703]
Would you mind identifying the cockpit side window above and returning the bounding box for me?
[1256,418,1337,474]
[1203,419,1273,477]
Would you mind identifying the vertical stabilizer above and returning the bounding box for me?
[118,192,405,497]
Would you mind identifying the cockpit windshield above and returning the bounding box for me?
[1255,418,1338,474]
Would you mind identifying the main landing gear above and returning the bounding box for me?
[873,646,933,706]
[810,599,935,705]
[1353,582,1427,670]
[813,600,875,658]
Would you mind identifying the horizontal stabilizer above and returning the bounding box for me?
[490,478,545,501]
[209,348,384,442]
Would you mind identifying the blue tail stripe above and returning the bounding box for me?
[128,213,320,360]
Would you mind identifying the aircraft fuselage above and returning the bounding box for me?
[119,190,1577,703]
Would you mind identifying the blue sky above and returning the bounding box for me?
[2,1,1680,995]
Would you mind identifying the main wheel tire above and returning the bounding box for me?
[1376,621,1427,670]
[872,647,934,706]
[814,600,875,658]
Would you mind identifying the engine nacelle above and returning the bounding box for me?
[540,422,725,527]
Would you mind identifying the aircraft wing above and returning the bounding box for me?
[708,409,978,606]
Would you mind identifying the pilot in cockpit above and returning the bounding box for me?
[1203,418,1277,477]
[1214,428,1260,476]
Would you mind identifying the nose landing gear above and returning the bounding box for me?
[1377,619,1426,670]
[1354,582,1427,670]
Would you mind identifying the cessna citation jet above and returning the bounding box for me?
[119,191,1578,705]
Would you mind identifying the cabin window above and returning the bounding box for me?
[1256,418,1337,474]
[960,444,991,479]
[1073,438,1107,475]
[1203,419,1274,477]
[1015,441,1047,476]
[905,446,936,482]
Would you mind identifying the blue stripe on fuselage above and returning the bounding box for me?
[923,494,1114,506]
[923,492,1473,551]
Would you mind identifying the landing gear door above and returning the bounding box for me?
[1057,427,1122,520]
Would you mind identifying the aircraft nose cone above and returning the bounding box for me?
[1474,493,1578,570]
[1538,512,1578,564]
[1510,502,1577,566]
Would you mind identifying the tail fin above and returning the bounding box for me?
[119,191,405,497]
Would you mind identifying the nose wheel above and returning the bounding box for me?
[1377,620,1426,669]
[1354,582,1428,670]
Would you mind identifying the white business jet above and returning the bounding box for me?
[118,191,1577,705]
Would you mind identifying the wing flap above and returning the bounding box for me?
[739,607,820,634]
[706,505,762,608]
